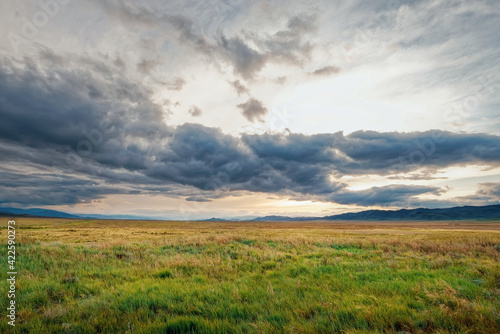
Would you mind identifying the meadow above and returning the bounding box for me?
[1,218,499,333]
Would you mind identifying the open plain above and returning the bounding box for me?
[1,218,500,333]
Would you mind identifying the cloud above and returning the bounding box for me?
[229,79,249,96]
[242,130,500,178]
[0,171,130,206]
[96,1,320,80]
[339,130,500,175]
[188,106,202,117]
[217,13,317,79]
[163,77,186,91]
[186,196,212,202]
[312,66,341,76]
[1,53,500,209]
[114,56,127,70]
[237,98,268,122]
[456,182,500,204]
[476,182,500,199]
[219,34,267,80]
[326,184,443,207]
[136,58,161,75]
[254,13,317,65]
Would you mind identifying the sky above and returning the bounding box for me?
[0,0,499,220]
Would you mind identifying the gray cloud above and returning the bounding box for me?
[164,77,186,91]
[325,185,443,207]
[237,98,268,122]
[186,196,212,203]
[114,56,127,70]
[312,66,341,76]
[456,182,500,205]
[188,105,202,117]
[217,13,317,79]
[229,79,249,96]
[0,171,131,206]
[477,182,500,199]
[250,13,317,66]
[219,34,267,80]
[97,1,320,81]
[136,58,161,75]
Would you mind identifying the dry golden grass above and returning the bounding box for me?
[4,217,500,253]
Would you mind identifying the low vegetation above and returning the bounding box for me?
[1,218,499,333]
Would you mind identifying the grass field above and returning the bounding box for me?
[1,218,500,333]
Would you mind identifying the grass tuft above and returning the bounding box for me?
[154,269,173,279]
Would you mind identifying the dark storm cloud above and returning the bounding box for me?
[0,171,130,206]
[242,132,342,163]
[243,130,500,176]
[0,54,166,150]
[340,130,500,174]
[237,98,268,122]
[326,185,443,207]
[145,123,257,191]
[1,54,500,208]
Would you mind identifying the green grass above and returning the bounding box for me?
[1,218,500,333]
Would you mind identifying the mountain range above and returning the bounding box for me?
[250,204,500,221]
[1,204,500,221]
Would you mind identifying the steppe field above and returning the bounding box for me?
[1,218,500,334]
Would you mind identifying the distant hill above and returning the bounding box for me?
[0,207,159,220]
[251,215,317,222]
[0,207,81,218]
[201,217,229,222]
[322,205,500,221]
